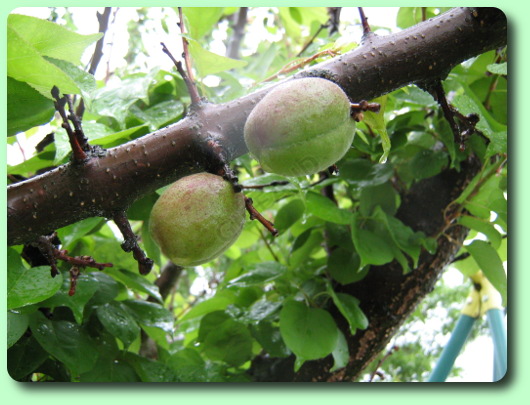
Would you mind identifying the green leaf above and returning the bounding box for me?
[45,57,97,101]
[363,95,390,163]
[464,172,507,221]
[166,348,207,382]
[279,300,339,361]
[330,330,349,372]
[122,352,179,382]
[228,262,287,287]
[198,311,253,366]
[305,191,353,225]
[122,300,174,334]
[7,24,80,97]
[250,321,290,358]
[290,228,324,268]
[80,356,139,382]
[465,240,507,304]
[329,291,368,334]
[97,301,141,348]
[7,311,30,348]
[350,216,394,268]
[180,289,237,321]
[90,124,150,148]
[182,7,225,39]
[7,248,63,310]
[8,14,102,65]
[451,90,506,139]
[487,62,507,75]
[7,77,54,136]
[409,149,448,180]
[458,215,503,249]
[8,335,49,381]
[327,247,365,285]
[130,99,184,131]
[340,159,394,188]
[275,198,306,232]
[90,72,158,127]
[29,312,99,376]
[106,268,162,303]
[372,207,429,268]
[56,217,104,251]
[359,182,398,216]
[40,272,100,324]
[187,38,247,77]
[244,298,282,323]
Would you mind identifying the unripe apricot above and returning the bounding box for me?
[244,77,356,177]
[149,173,246,266]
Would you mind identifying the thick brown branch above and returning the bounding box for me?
[8,8,507,247]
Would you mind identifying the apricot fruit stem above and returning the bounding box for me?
[244,196,278,236]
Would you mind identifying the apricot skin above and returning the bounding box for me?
[149,173,246,266]
[244,77,356,177]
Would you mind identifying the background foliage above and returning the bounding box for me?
[7,7,507,382]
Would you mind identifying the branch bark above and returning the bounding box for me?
[8,7,506,247]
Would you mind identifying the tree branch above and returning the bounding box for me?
[226,7,248,59]
[8,8,507,247]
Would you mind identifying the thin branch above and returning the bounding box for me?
[297,23,328,57]
[177,7,201,105]
[65,94,88,150]
[113,211,154,275]
[161,42,201,105]
[34,233,112,278]
[51,86,87,162]
[263,49,339,82]
[244,196,278,236]
[358,7,372,37]
[327,7,342,35]
[241,180,290,190]
[226,7,248,59]
[76,7,112,118]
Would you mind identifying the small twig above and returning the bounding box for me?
[34,233,112,279]
[327,7,342,35]
[430,81,483,151]
[256,225,281,263]
[263,49,339,82]
[297,23,328,57]
[113,211,154,275]
[161,42,201,105]
[432,81,463,148]
[54,249,113,270]
[358,7,372,37]
[241,180,290,190]
[368,345,399,382]
[178,7,195,83]
[76,7,112,118]
[226,7,248,59]
[244,196,278,236]
[51,87,87,162]
[65,94,88,150]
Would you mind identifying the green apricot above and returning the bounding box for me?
[244,77,356,177]
[149,173,246,266]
